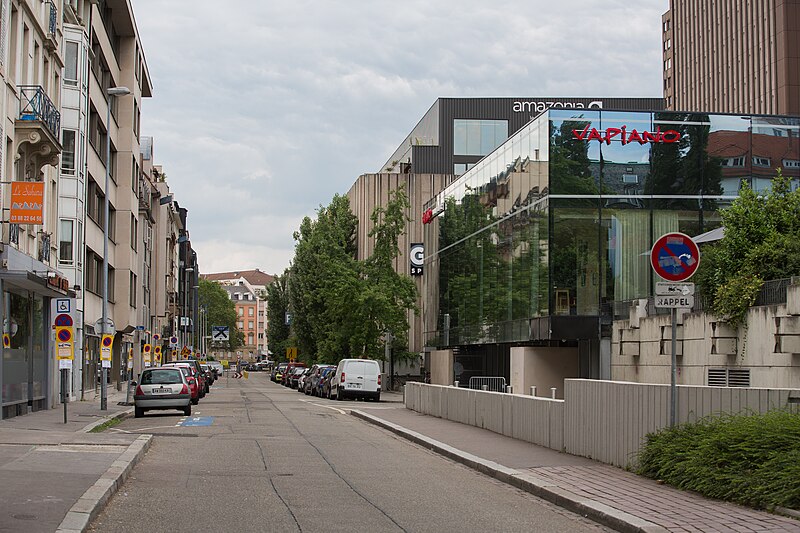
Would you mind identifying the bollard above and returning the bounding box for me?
[551,387,557,399]
[482,385,488,391]
[530,386,536,397]
[506,385,513,394]
[453,380,459,388]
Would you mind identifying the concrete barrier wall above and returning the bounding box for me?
[404,383,564,449]
[405,380,799,468]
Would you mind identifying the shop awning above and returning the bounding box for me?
[0,271,76,298]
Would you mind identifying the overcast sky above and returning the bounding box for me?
[134,0,669,276]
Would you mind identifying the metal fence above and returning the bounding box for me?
[468,376,506,392]
[18,85,61,140]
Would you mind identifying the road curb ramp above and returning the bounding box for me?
[350,410,668,533]
[55,434,153,533]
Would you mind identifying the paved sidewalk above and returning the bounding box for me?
[353,404,800,533]
[0,389,150,533]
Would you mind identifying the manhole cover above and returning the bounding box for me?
[13,514,37,520]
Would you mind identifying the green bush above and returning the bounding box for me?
[637,410,800,510]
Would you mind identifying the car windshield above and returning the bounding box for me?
[141,369,182,385]
[293,368,305,375]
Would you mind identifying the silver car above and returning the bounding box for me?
[134,367,191,418]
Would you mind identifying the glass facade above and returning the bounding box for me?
[453,119,508,156]
[424,109,800,348]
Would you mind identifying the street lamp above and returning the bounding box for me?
[101,86,130,411]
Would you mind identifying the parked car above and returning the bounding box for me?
[306,365,335,395]
[207,360,224,378]
[321,370,336,399]
[175,360,208,395]
[134,367,191,417]
[200,363,215,386]
[288,367,306,389]
[162,364,201,404]
[272,362,288,382]
[330,359,381,401]
[281,362,307,386]
[314,367,336,397]
[297,368,313,392]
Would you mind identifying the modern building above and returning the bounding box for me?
[349,98,664,376]
[202,269,274,360]
[663,0,800,115]
[422,107,799,396]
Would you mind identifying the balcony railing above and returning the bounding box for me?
[47,1,57,36]
[18,85,60,140]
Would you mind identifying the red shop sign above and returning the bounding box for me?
[572,124,681,145]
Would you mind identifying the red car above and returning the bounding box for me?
[163,364,201,404]
[281,362,307,386]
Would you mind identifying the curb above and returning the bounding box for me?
[351,410,667,533]
[80,408,133,433]
[55,434,153,533]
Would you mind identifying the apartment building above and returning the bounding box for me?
[0,0,72,418]
[203,269,273,361]
[663,0,800,114]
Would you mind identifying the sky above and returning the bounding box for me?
[133,0,670,276]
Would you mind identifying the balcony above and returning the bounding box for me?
[16,85,61,178]
[45,1,58,51]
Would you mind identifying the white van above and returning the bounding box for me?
[330,359,381,401]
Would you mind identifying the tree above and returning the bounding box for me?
[266,270,291,361]
[198,278,242,350]
[695,170,800,327]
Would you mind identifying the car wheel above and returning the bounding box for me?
[191,397,199,405]
[183,404,192,417]
[337,390,345,401]
[204,384,210,394]
[134,406,144,418]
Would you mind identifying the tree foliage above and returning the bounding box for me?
[285,189,418,365]
[266,270,291,359]
[695,171,800,327]
[198,278,242,350]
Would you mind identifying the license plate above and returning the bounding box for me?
[151,387,171,394]
[349,383,361,389]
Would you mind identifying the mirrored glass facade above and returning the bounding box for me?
[424,109,800,348]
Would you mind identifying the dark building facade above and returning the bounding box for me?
[663,0,800,115]
[381,97,664,176]
[422,108,800,391]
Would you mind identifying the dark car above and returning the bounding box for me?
[321,370,336,399]
[288,367,306,389]
[297,368,313,393]
[306,365,335,396]
[281,362,307,386]
[175,360,208,396]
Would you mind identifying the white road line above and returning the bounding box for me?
[298,399,347,415]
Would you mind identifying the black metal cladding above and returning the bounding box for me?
[393,97,665,175]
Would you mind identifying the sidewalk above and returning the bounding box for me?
[353,404,800,533]
[0,389,150,533]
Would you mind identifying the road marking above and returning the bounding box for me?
[298,399,347,415]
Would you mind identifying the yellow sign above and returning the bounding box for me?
[101,334,113,361]
[181,346,192,356]
[2,333,9,348]
[286,347,297,358]
[171,349,178,358]
[55,326,74,360]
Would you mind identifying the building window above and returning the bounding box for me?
[453,119,508,156]
[131,214,137,250]
[248,320,254,329]
[129,272,137,307]
[248,333,254,345]
[248,307,254,317]
[781,159,800,169]
[721,156,745,167]
[238,307,243,316]
[752,156,771,167]
[237,321,243,329]
[59,219,73,264]
[62,129,76,174]
[64,41,79,86]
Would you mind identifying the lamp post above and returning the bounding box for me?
[192,284,199,352]
[101,87,130,411]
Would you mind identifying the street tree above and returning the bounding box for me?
[266,270,292,361]
[696,170,800,327]
[198,278,242,351]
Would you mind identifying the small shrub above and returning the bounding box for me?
[637,410,800,510]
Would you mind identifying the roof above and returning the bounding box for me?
[202,269,275,287]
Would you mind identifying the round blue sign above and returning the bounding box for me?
[651,232,700,281]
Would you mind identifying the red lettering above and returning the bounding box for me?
[587,128,603,142]
[642,128,659,143]
[662,130,681,142]
[604,127,621,144]
[627,129,643,144]
[572,124,591,141]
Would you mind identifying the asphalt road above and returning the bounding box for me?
[89,373,609,533]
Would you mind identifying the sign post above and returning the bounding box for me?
[651,232,700,427]
[51,299,76,424]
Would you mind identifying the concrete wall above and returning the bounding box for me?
[405,379,800,468]
[430,349,453,386]
[511,346,579,399]
[612,286,800,388]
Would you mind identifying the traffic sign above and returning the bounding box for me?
[651,233,700,282]
[212,326,230,341]
[153,333,161,342]
[169,336,178,347]
[54,313,73,327]
[655,282,695,296]
[655,294,695,309]
[95,318,115,335]
[56,299,71,313]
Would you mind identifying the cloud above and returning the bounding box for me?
[135,0,669,276]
